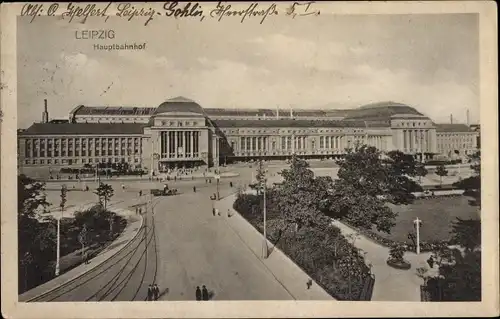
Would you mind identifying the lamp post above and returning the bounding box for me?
[413,217,422,255]
[55,185,67,277]
[262,174,268,259]
[215,174,220,200]
[150,134,160,178]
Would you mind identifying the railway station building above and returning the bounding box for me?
[18,96,479,175]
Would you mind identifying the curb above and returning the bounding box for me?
[216,193,334,300]
[22,209,145,302]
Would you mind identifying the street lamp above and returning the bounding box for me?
[262,173,268,259]
[215,174,220,200]
[55,184,67,277]
[413,217,423,255]
[150,134,161,178]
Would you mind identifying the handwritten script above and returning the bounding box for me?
[20,1,320,25]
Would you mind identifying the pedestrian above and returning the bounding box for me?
[195,286,202,301]
[306,279,313,289]
[205,179,208,184]
[202,285,209,301]
[212,207,216,216]
[139,190,142,196]
[154,284,160,300]
[229,181,233,187]
[147,284,153,301]
[193,186,196,193]
[121,184,125,190]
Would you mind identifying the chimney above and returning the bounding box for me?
[276,106,279,119]
[450,114,453,124]
[290,107,293,119]
[466,109,470,126]
[42,99,49,123]
[263,113,266,120]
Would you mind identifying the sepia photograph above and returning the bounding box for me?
[1,1,498,318]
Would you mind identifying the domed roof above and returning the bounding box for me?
[345,101,424,120]
[154,96,205,115]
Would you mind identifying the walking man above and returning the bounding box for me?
[153,284,160,300]
[147,284,153,301]
[193,186,196,193]
[202,285,209,301]
[195,286,202,301]
[212,207,216,216]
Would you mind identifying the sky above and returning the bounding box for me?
[17,10,479,128]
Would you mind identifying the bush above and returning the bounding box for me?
[233,194,372,300]
[341,220,448,253]
[386,258,411,270]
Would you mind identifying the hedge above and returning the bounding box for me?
[233,193,374,301]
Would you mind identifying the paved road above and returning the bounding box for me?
[36,173,295,301]
[152,183,293,300]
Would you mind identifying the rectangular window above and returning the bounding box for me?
[47,159,52,164]
[54,159,59,164]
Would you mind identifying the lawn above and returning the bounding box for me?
[374,196,480,243]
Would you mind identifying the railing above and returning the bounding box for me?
[359,274,376,301]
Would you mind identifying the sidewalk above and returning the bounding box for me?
[19,207,144,302]
[43,171,240,183]
[215,194,334,300]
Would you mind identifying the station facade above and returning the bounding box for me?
[18,97,479,175]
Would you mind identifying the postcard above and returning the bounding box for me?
[1,1,498,318]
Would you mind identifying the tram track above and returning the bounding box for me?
[34,197,161,302]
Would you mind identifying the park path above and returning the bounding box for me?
[242,187,434,301]
[330,220,435,301]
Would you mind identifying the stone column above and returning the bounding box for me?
[189,131,193,158]
[165,131,170,158]
[173,131,177,158]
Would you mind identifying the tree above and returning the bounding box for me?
[18,174,55,292]
[453,151,480,207]
[94,183,114,209]
[274,155,331,233]
[435,164,448,186]
[449,217,481,252]
[60,185,67,212]
[326,145,418,233]
[427,247,481,301]
[426,214,482,301]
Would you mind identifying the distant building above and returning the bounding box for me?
[17,97,479,175]
[435,124,478,159]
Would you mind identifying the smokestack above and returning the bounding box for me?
[450,114,453,124]
[290,107,293,119]
[466,109,470,126]
[42,98,49,123]
[276,106,279,119]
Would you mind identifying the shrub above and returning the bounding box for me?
[389,244,405,261]
[233,194,372,300]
